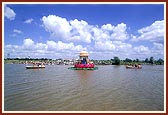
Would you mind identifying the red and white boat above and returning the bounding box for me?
[68,50,98,70]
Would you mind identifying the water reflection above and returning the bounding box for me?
[75,70,94,77]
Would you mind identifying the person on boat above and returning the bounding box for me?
[137,64,142,68]
[82,58,87,64]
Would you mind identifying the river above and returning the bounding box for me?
[4,64,164,111]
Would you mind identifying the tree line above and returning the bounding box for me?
[4,56,164,65]
[111,56,164,65]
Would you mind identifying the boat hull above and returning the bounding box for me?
[68,67,98,70]
[125,65,142,69]
[26,66,45,69]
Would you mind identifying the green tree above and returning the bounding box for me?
[112,57,120,65]
[124,58,132,63]
[136,58,139,63]
[156,58,164,65]
[149,56,154,64]
[145,58,149,63]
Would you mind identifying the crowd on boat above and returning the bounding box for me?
[125,64,142,69]
[74,61,94,68]
[26,62,45,69]
[73,50,95,69]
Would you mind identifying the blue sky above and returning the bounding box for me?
[4,3,165,60]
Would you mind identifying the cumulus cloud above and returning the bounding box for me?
[151,42,164,56]
[42,15,72,40]
[4,5,16,20]
[4,13,164,59]
[131,20,164,42]
[24,18,34,24]
[101,24,114,31]
[41,15,129,43]
[70,19,92,43]
[113,41,132,52]
[94,41,115,51]
[133,45,149,53]
[23,38,35,49]
[5,38,164,59]
[111,23,128,41]
[5,38,85,58]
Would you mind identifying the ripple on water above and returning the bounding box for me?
[4,65,164,111]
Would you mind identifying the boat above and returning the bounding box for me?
[125,65,142,69]
[68,67,98,70]
[68,50,98,70]
[26,63,45,69]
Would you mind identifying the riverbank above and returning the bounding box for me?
[4,58,164,65]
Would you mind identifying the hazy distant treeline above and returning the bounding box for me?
[4,56,164,65]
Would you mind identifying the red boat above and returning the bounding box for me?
[74,63,94,68]
[68,50,98,70]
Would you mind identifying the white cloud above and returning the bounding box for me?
[131,20,164,42]
[151,42,164,57]
[91,27,110,42]
[70,19,92,43]
[4,5,16,20]
[94,41,115,51]
[4,12,164,60]
[111,23,128,41]
[13,29,22,34]
[133,45,149,53]
[5,38,164,59]
[153,42,163,50]
[23,38,35,50]
[42,15,72,40]
[24,18,34,24]
[4,38,85,59]
[113,41,132,52]
[41,15,129,44]
[47,40,84,52]
[101,24,114,31]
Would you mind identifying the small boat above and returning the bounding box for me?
[26,63,45,69]
[125,65,142,69]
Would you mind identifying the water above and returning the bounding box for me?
[4,64,164,111]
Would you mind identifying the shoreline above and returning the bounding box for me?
[4,59,164,65]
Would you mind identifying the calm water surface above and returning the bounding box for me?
[4,64,164,111]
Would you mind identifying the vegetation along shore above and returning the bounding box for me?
[4,56,164,65]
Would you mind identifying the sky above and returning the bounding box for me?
[3,3,165,60]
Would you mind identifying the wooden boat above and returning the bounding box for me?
[125,65,142,69]
[26,65,45,69]
[26,63,45,69]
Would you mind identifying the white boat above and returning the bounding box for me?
[26,63,45,69]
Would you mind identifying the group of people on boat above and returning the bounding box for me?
[73,50,95,69]
[74,61,94,68]
[26,62,45,69]
[125,64,142,69]
[34,62,45,67]
[74,58,94,68]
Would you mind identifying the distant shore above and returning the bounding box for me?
[4,58,164,65]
